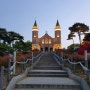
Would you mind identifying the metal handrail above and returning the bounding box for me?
[63,58,88,71]
[53,52,89,72]
[10,52,42,75]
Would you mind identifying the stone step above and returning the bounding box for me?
[27,70,68,77]
[15,83,81,90]
[13,88,81,90]
[27,74,68,77]
[28,70,67,74]
[14,77,81,90]
[34,66,62,70]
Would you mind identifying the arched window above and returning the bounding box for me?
[45,38,48,44]
[34,35,36,37]
[42,39,44,44]
[49,39,51,44]
[57,34,59,37]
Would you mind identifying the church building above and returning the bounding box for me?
[32,20,62,51]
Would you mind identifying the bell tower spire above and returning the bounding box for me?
[34,20,37,26]
[54,20,61,44]
[55,20,61,31]
[56,20,59,26]
[32,20,39,44]
[32,20,38,31]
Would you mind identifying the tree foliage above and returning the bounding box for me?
[0,43,12,56]
[14,40,32,52]
[67,44,80,53]
[68,23,89,45]
[83,33,90,41]
[0,27,24,55]
[0,28,24,45]
[0,28,8,43]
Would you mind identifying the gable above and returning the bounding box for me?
[40,33,53,39]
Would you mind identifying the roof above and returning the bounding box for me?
[40,33,53,39]
[55,20,61,29]
[32,20,38,30]
[56,20,60,26]
[33,20,37,26]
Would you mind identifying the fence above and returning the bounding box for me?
[53,52,90,80]
[0,52,42,90]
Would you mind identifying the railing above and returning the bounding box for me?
[0,52,42,90]
[9,58,32,75]
[53,52,90,80]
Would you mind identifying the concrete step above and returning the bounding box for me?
[28,70,67,74]
[27,70,68,77]
[14,77,81,90]
[34,66,62,70]
[13,88,81,90]
[15,84,81,89]
[27,74,68,77]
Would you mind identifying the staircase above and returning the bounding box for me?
[8,52,82,90]
[14,69,81,90]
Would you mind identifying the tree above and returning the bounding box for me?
[67,33,75,40]
[67,44,80,53]
[0,43,12,56]
[67,33,76,52]
[69,23,89,45]
[83,33,90,41]
[7,31,24,47]
[24,41,32,51]
[14,40,32,52]
[0,28,8,43]
[0,28,24,55]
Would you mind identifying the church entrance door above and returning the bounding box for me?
[45,47,48,52]
[50,48,53,52]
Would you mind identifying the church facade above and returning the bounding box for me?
[32,20,62,51]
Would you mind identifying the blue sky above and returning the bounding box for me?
[0,0,90,48]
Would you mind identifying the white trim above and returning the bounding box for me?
[32,29,39,31]
[54,29,61,31]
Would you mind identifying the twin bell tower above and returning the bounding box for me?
[32,20,62,51]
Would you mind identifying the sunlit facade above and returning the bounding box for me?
[32,20,62,51]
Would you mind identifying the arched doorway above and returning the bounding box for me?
[45,47,48,51]
[50,48,53,52]
[41,48,43,51]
